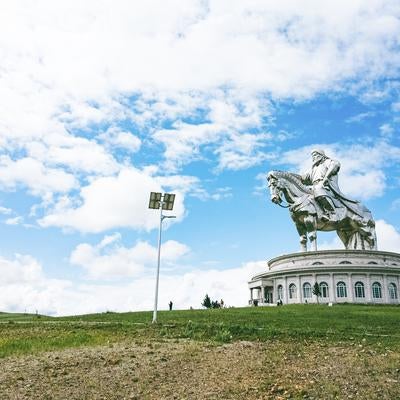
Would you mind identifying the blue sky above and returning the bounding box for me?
[1,1,400,315]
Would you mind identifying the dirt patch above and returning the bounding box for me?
[0,339,399,399]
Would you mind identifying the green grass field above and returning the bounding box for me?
[0,304,399,358]
[1,305,400,399]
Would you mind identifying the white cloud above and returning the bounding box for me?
[165,261,266,309]
[5,216,23,226]
[318,235,344,251]
[0,206,12,215]
[69,241,146,280]
[375,219,400,252]
[98,233,122,249]
[155,175,204,195]
[39,168,185,233]
[153,122,223,172]
[153,95,273,172]
[3,218,400,315]
[341,171,386,200]
[70,234,190,280]
[0,156,77,196]
[379,123,394,138]
[98,126,141,153]
[209,187,232,201]
[5,217,400,316]
[391,198,400,210]
[0,254,43,284]
[0,1,399,177]
[26,133,120,175]
[345,111,375,123]
[155,174,232,201]
[311,220,400,253]
[0,250,265,316]
[215,132,271,171]
[1,1,400,317]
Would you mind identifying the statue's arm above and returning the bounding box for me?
[323,160,340,185]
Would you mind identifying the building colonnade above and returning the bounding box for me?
[249,272,399,305]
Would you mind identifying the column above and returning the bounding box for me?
[283,276,288,304]
[398,276,400,304]
[366,274,372,303]
[348,274,354,302]
[250,288,253,302]
[330,273,335,303]
[297,276,302,304]
[383,275,388,303]
[260,286,264,303]
[396,276,400,303]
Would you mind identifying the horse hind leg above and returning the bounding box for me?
[337,230,350,250]
[300,234,307,252]
[347,232,364,250]
[296,223,308,252]
[304,216,317,251]
[309,232,317,251]
[364,222,377,250]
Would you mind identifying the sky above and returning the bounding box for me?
[1,1,400,316]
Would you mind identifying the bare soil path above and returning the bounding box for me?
[0,339,399,399]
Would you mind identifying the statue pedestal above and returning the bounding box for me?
[248,250,400,305]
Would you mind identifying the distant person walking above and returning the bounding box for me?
[169,301,173,311]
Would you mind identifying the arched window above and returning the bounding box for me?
[372,282,382,299]
[355,282,365,298]
[339,261,352,264]
[277,285,283,300]
[289,283,297,299]
[312,262,323,265]
[389,283,398,300]
[320,282,329,298]
[336,281,347,298]
[303,283,312,299]
[368,261,378,265]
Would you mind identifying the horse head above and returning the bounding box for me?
[267,170,314,210]
[267,171,282,204]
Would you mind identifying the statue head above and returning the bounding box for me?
[311,149,326,165]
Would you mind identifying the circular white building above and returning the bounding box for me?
[248,249,400,305]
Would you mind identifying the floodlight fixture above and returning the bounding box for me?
[148,192,176,323]
[162,193,176,210]
[148,192,162,209]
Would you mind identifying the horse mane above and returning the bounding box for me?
[269,170,311,194]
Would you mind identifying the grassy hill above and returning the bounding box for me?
[1,305,400,399]
[0,304,399,358]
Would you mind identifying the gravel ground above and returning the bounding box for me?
[0,339,399,399]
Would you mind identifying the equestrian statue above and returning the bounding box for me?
[267,149,377,252]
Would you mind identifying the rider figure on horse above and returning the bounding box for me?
[267,150,376,251]
[301,149,343,223]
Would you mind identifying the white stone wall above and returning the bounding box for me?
[249,250,400,305]
[264,272,400,305]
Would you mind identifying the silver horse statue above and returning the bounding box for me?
[267,170,377,252]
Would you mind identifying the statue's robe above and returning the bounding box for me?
[302,158,364,219]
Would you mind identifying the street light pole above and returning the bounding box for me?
[148,192,176,324]
[152,200,164,324]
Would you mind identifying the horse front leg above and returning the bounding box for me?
[295,222,308,252]
[300,234,307,252]
[305,216,317,251]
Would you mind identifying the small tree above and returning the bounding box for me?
[211,300,220,309]
[202,294,212,309]
[313,282,321,304]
